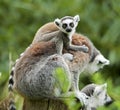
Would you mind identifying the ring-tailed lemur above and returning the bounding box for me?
[79,83,113,110]
[53,15,88,54]
[8,15,89,110]
[32,15,88,55]
[8,21,109,110]
[65,33,109,91]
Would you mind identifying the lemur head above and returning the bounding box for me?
[81,83,113,110]
[54,15,80,34]
[70,33,110,75]
[84,51,110,75]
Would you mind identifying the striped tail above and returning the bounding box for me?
[8,68,16,110]
[8,45,30,110]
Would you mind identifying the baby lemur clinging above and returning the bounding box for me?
[33,15,88,54]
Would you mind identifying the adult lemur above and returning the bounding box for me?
[8,16,109,110]
[13,34,109,98]
[80,83,113,110]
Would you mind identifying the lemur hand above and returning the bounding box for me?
[81,45,89,53]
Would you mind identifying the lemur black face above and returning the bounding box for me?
[62,23,67,29]
[69,22,74,28]
[62,22,74,29]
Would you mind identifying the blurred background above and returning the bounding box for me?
[0,0,120,110]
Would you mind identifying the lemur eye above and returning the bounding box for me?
[98,61,103,64]
[62,23,67,29]
[69,22,74,27]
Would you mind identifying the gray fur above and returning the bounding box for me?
[81,84,96,97]
[13,34,109,100]
[8,19,110,110]
[14,54,72,99]
[54,15,88,54]
[80,83,113,110]
[33,15,88,55]
[8,45,32,110]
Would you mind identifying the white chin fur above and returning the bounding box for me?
[95,54,110,66]
[83,54,110,75]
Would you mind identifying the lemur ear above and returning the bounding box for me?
[54,18,61,27]
[94,83,107,94]
[74,15,80,22]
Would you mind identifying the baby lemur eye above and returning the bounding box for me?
[62,23,67,29]
[69,22,74,27]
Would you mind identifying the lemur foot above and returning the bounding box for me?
[81,45,89,53]
[62,53,73,61]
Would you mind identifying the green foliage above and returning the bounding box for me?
[90,73,120,110]
[64,95,81,110]
[54,67,81,110]
[54,68,81,110]
[54,67,70,93]
[0,0,120,110]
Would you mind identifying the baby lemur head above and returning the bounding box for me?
[54,15,80,34]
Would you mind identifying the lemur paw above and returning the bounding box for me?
[82,45,89,53]
[62,53,73,61]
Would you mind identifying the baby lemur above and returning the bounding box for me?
[33,15,88,54]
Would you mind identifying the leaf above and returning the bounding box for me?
[54,67,70,93]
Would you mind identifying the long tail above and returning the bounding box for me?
[8,67,16,110]
[8,45,31,110]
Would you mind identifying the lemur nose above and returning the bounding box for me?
[105,100,114,106]
[98,60,110,65]
[66,28,72,32]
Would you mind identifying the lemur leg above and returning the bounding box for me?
[71,71,80,91]
[62,53,73,61]
[55,37,63,55]
[69,45,89,53]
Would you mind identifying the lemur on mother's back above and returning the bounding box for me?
[33,15,88,55]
